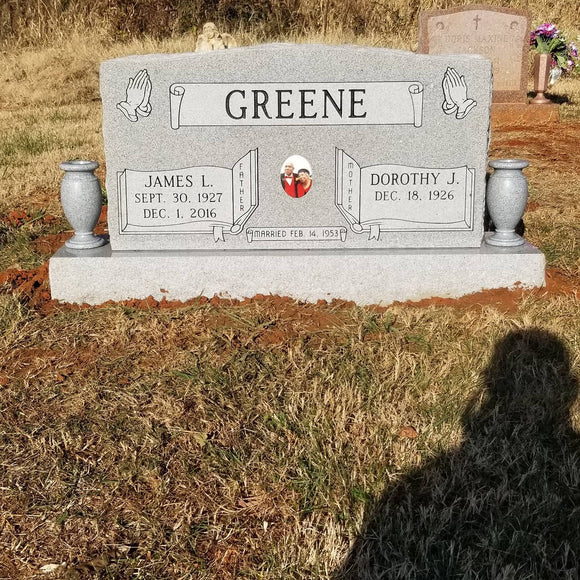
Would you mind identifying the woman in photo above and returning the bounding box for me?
[296,168,312,198]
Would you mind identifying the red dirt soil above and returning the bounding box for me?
[0,260,576,316]
[1,209,59,228]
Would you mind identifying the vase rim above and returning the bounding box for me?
[489,159,529,170]
[60,160,99,172]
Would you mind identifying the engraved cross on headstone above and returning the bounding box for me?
[473,14,482,30]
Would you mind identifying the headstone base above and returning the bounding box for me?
[491,103,559,125]
[49,234,545,306]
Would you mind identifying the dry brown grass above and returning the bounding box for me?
[1,296,580,577]
[2,0,579,47]
[0,16,580,580]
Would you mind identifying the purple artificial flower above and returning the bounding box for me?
[535,22,559,39]
[530,22,576,72]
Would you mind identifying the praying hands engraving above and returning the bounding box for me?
[442,67,477,120]
[117,69,152,122]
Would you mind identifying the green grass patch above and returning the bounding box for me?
[0,211,66,270]
[0,130,60,162]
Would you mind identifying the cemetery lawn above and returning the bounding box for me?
[1,34,580,578]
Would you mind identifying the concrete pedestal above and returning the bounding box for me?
[49,234,545,306]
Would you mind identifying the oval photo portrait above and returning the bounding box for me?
[280,155,313,198]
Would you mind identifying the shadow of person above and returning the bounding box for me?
[334,329,580,579]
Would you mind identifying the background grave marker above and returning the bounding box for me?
[418,5,530,104]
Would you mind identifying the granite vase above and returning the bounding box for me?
[531,53,551,105]
[60,160,106,249]
[486,159,528,247]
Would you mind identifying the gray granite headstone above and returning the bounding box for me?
[100,44,492,251]
[50,44,545,305]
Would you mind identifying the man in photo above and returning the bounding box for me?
[281,162,298,197]
[296,168,312,198]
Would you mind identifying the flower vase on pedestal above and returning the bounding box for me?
[531,53,552,105]
[486,159,529,247]
[60,160,106,249]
